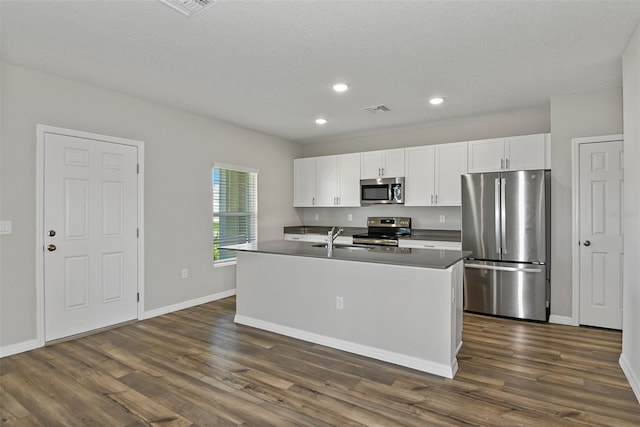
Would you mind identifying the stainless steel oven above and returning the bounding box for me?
[353,217,411,246]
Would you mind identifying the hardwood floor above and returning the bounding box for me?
[1,296,638,426]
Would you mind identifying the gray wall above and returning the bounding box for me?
[301,107,550,157]
[549,88,623,319]
[0,62,302,347]
[622,21,640,401]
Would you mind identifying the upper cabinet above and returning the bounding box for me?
[293,157,316,207]
[294,153,361,208]
[467,133,547,173]
[361,148,405,179]
[405,141,468,206]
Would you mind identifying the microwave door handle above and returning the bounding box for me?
[495,178,501,255]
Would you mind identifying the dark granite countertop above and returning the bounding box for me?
[283,226,366,236]
[225,240,470,269]
[283,226,460,242]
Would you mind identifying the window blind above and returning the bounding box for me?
[213,165,258,262]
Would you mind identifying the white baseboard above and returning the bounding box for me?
[620,353,640,403]
[549,315,578,326]
[144,288,236,319]
[0,339,38,358]
[234,314,457,379]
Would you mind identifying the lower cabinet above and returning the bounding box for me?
[398,240,462,250]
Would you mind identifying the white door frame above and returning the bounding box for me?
[571,134,623,327]
[35,124,145,347]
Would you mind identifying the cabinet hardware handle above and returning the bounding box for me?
[381,167,385,176]
[312,197,315,206]
[435,194,438,204]
[431,194,434,204]
[501,158,504,170]
[506,158,510,169]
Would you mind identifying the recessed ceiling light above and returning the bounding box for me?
[333,83,349,93]
[315,118,327,125]
[429,97,445,105]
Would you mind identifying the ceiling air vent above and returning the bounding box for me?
[160,0,217,16]
[364,104,391,113]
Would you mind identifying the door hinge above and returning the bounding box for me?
[137,228,139,238]
[137,292,140,302]
[137,164,140,174]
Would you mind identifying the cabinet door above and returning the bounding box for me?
[337,153,361,206]
[467,138,505,173]
[435,142,468,206]
[404,146,435,206]
[315,156,338,206]
[294,157,316,207]
[382,148,405,177]
[361,150,384,179]
[506,134,546,171]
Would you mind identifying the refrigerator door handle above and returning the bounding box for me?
[495,178,501,254]
[501,178,507,254]
[465,263,543,273]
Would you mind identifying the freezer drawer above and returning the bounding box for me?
[463,261,549,321]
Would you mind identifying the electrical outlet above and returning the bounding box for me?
[181,268,189,279]
[314,213,319,221]
[0,221,12,235]
[348,214,353,221]
[439,215,446,224]
[336,296,344,310]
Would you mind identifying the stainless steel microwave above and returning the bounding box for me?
[360,177,404,204]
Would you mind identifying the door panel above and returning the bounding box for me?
[579,141,623,329]
[501,170,547,263]
[44,132,138,341]
[461,172,500,259]
[464,261,548,321]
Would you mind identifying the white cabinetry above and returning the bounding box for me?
[467,133,547,173]
[361,148,405,179]
[293,157,315,207]
[405,142,468,206]
[398,240,462,250]
[294,153,360,207]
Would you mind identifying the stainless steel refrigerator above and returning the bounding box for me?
[461,170,550,321]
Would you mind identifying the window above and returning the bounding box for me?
[213,163,258,264]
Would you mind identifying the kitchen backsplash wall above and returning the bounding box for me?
[299,206,461,230]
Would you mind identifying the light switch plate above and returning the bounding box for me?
[0,221,12,235]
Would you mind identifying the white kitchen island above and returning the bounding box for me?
[227,241,467,378]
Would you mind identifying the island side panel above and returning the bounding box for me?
[234,251,459,377]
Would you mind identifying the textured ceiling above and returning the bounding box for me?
[2,0,639,142]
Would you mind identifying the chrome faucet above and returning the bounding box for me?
[327,226,344,253]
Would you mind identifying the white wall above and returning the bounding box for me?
[622,21,640,402]
[0,62,302,348]
[549,88,623,320]
[301,107,550,157]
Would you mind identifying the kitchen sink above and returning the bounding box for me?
[311,243,373,251]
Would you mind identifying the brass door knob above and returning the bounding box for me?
[47,244,57,252]
[583,240,591,247]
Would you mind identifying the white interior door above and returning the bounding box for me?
[579,141,623,329]
[44,132,139,341]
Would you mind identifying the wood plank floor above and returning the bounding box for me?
[1,296,638,426]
